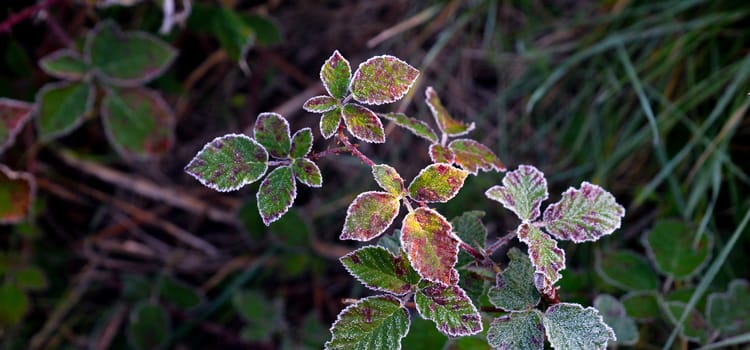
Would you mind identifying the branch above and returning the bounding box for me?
[308,145,349,161]
[0,0,65,34]
[337,125,375,167]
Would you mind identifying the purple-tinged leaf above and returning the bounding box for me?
[320,50,351,100]
[254,112,291,158]
[185,134,268,192]
[303,95,338,113]
[292,158,322,188]
[488,248,541,312]
[543,182,625,243]
[38,49,89,81]
[449,139,505,174]
[340,246,420,295]
[415,281,483,337]
[543,303,616,350]
[0,165,36,224]
[486,165,548,222]
[706,279,750,337]
[0,98,33,154]
[380,112,438,143]
[101,87,175,159]
[428,144,455,164]
[372,164,405,196]
[320,107,341,139]
[400,208,459,286]
[257,165,296,225]
[350,55,419,105]
[516,224,565,297]
[341,191,400,241]
[342,103,385,143]
[487,310,545,350]
[35,81,94,141]
[425,87,475,137]
[407,163,468,203]
[290,128,313,158]
[325,295,410,350]
[594,295,639,345]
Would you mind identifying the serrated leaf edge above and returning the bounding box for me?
[342,104,386,143]
[257,165,297,226]
[400,207,462,286]
[319,108,341,139]
[0,98,34,154]
[325,294,410,350]
[593,294,639,346]
[339,245,415,296]
[425,86,475,137]
[544,303,616,350]
[380,112,438,143]
[254,112,292,158]
[448,138,506,175]
[485,164,548,222]
[0,164,37,225]
[349,55,420,106]
[320,50,351,100]
[543,181,625,243]
[290,127,314,158]
[428,144,455,164]
[303,95,339,113]
[371,164,405,197]
[38,48,89,81]
[415,283,483,337]
[516,224,566,287]
[184,133,268,192]
[292,158,322,188]
[340,190,400,241]
[34,81,95,141]
[407,163,469,203]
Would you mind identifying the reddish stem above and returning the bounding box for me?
[337,125,375,167]
[308,146,349,161]
[485,230,518,255]
[0,0,65,34]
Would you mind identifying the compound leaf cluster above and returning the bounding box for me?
[325,295,410,350]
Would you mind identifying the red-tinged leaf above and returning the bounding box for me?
[185,134,268,192]
[35,81,94,141]
[290,128,313,158]
[340,246,420,295]
[428,144,455,164]
[257,165,296,225]
[380,112,438,143]
[341,191,400,241]
[320,107,341,139]
[415,281,483,337]
[325,295,410,350]
[303,95,338,113]
[292,158,322,187]
[350,55,419,105]
[485,165,548,222]
[101,87,175,159]
[407,163,469,203]
[0,98,33,154]
[342,103,385,143]
[38,49,89,81]
[543,182,625,243]
[372,164,405,196]
[254,112,291,158]
[400,207,459,286]
[516,223,565,297]
[320,50,351,100]
[449,139,505,174]
[425,87,474,137]
[0,165,36,224]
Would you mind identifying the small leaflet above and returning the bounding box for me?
[350,55,419,105]
[543,182,625,243]
[664,302,711,344]
[593,295,638,345]
[429,144,455,164]
[38,49,89,81]
[256,165,296,225]
[407,163,469,203]
[487,310,545,350]
[0,284,28,326]
[372,164,405,196]
[415,281,483,337]
[516,224,565,296]
[232,290,277,343]
[488,248,541,312]
[642,219,713,280]
[0,98,34,154]
[320,50,351,100]
[380,112,438,143]
[292,158,322,187]
[400,208,459,286]
[339,245,420,295]
[14,266,48,291]
[342,104,385,143]
[543,303,616,350]
[254,112,291,158]
[621,291,661,321]
[340,191,400,241]
[449,139,506,175]
[485,165,548,222]
[185,134,268,192]
[425,87,475,137]
[127,301,171,350]
[303,95,338,113]
[325,295,410,350]
[459,265,493,305]
[290,128,314,158]
[594,249,659,291]
[320,108,341,139]
[450,211,487,267]
[0,165,36,224]
[35,81,94,141]
[158,276,203,310]
[706,279,750,337]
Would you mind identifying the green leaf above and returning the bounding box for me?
[320,50,351,100]
[429,144,455,164]
[0,284,28,326]
[706,279,750,337]
[325,295,410,350]
[486,165,548,222]
[254,112,291,158]
[415,281,483,337]
[185,134,268,192]
[292,158,322,187]
[543,303,616,350]
[516,223,565,295]
[101,87,174,159]
[35,81,93,140]
[341,191,400,241]
[408,163,469,203]
[488,248,541,312]
[543,182,625,243]
[378,230,402,256]
[15,266,48,291]
[38,48,89,81]
[459,265,492,305]
[425,87,474,137]
[642,219,713,279]
[0,165,35,224]
[350,55,419,105]
[257,165,296,225]
[290,127,314,158]
[340,246,420,295]
[449,139,505,175]
[621,291,661,321]
[451,211,487,266]
[0,98,33,154]
[595,249,659,291]
[664,301,711,344]
[401,208,459,285]
[159,276,203,309]
[233,290,279,342]
[303,95,338,113]
[487,310,545,350]
[402,316,449,350]
[342,103,385,143]
[320,107,341,139]
[594,294,639,345]
[86,20,177,87]
[372,164,405,196]
[127,301,171,350]
[380,112,438,143]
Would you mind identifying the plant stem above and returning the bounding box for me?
[485,229,518,255]
[0,0,64,34]
[267,159,292,167]
[308,146,349,161]
[337,125,375,167]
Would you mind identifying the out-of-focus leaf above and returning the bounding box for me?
[292,158,322,187]
[319,107,341,139]
[0,284,28,326]
[340,191,400,241]
[350,55,419,105]
[516,223,565,296]
[642,219,713,279]
[459,265,493,306]
[159,276,203,310]
[0,165,35,224]
[320,50,351,100]
[254,112,291,158]
[372,164,405,196]
[38,49,89,81]
[665,301,711,344]
[377,230,402,256]
[303,95,338,113]
[486,165,548,222]
[35,81,93,140]
[402,316,448,350]
[595,249,659,291]
[233,290,278,342]
[451,211,487,266]
[0,98,33,154]
[543,182,625,243]
[290,128,314,158]
[342,104,385,143]
[429,144,455,164]
[408,163,468,203]
[340,246,420,295]
[401,208,459,286]
[487,310,545,350]
[594,294,638,345]
[325,295,410,350]
[621,291,661,321]
[380,112,438,143]
[257,165,296,225]
[543,303,616,350]
[488,248,540,312]
[706,279,750,337]
[425,87,474,137]
[185,134,268,192]
[449,139,505,174]
[415,281,483,337]
[15,266,47,291]
[127,301,171,350]
[122,274,150,302]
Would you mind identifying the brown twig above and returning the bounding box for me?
[337,125,374,167]
[485,230,518,255]
[308,146,349,161]
[0,0,65,34]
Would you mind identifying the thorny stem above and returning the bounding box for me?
[337,125,375,167]
[485,229,518,255]
[308,146,349,161]
[0,0,64,34]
